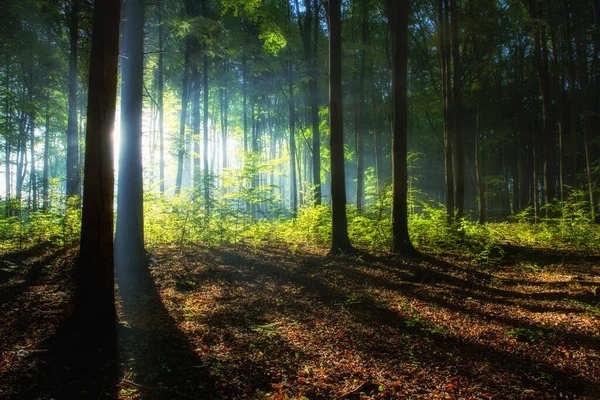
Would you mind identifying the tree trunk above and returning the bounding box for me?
[386,0,414,254]
[193,65,201,185]
[450,0,464,218]
[203,53,210,209]
[29,117,36,211]
[157,0,165,194]
[356,4,367,212]
[66,0,80,198]
[530,0,556,211]
[328,0,354,255]
[78,0,120,325]
[116,0,145,272]
[439,0,454,222]
[310,0,321,206]
[175,43,190,194]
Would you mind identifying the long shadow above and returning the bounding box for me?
[206,247,598,397]
[2,247,120,399]
[500,244,600,267]
[116,258,217,399]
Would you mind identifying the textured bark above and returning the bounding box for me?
[115,0,146,273]
[78,0,120,324]
[386,0,415,254]
[328,0,354,255]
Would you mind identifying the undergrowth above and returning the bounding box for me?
[2,183,599,264]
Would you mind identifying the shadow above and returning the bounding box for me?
[500,244,600,267]
[116,257,217,399]
[203,246,598,397]
[1,246,120,399]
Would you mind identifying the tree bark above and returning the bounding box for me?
[78,0,120,325]
[386,0,415,254]
[328,0,354,255]
[116,0,145,273]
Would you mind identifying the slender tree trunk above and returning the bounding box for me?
[288,47,298,215]
[175,43,190,194]
[116,0,145,272]
[450,0,464,218]
[328,0,354,255]
[356,5,367,212]
[29,116,36,211]
[66,0,80,198]
[564,0,577,192]
[530,0,556,211]
[439,0,454,222]
[42,99,49,210]
[203,53,210,209]
[193,65,201,185]
[386,0,414,254]
[243,55,248,154]
[78,0,120,325]
[310,0,321,206]
[157,0,165,193]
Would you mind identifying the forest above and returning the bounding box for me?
[1,0,599,398]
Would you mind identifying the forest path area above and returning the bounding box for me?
[0,243,599,399]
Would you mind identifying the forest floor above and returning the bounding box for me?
[0,242,599,399]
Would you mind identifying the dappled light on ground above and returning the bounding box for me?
[1,244,599,398]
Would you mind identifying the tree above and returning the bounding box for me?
[77,0,121,323]
[115,0,145,272]
[386,0,415,254]
[328,0,355,255]
[66,0,80,199]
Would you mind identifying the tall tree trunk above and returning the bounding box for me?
[530,0,556,211]
[450,0,464,218]
[78,0,120,325]
[4,64,10,216]
[328,0,354,255]
[157,0,165,194]
[66,0,80,198]
[356,4,367,212]
[564,0,578,193]
[439,0,454,222]
[243,55,248,154]
[474,39,485,224]
[43,99,50,210]
[203,53,210,209]
[288,44,298,215]
[175,43,190,194]
[193,65,201,185]
[116,0,145,272]
[310,0,321,206]
[386,0,414,254]
[29,116,36,211]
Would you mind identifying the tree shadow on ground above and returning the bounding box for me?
[116,255,217,399]
[0,245,120,399]
[196,245,599,398]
